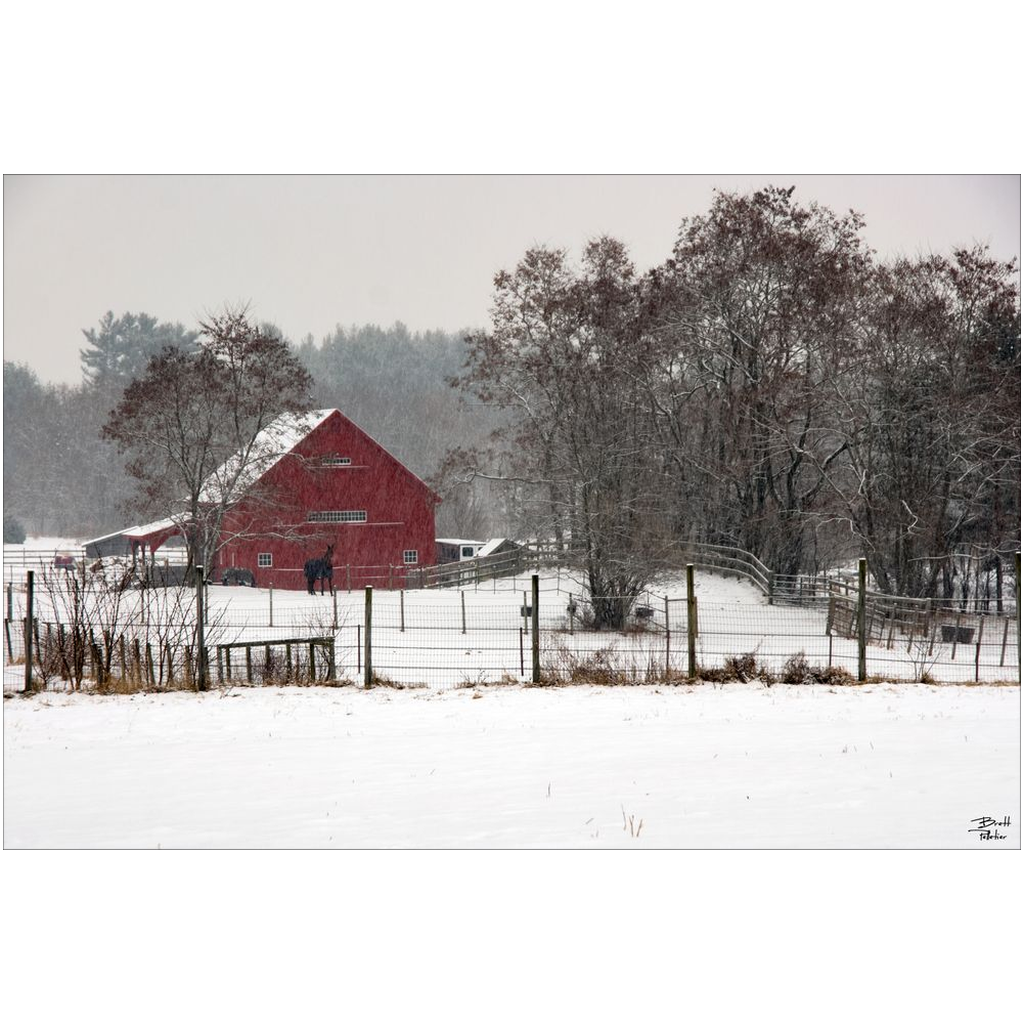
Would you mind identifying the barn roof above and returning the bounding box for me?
[199,408,336,503]
[477,538,518,557]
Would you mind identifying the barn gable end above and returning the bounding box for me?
[216,409,438,589]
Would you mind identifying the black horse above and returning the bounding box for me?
[304,544,335,595]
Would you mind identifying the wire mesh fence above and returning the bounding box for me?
[5,568,1019,694]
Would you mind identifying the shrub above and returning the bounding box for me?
[810,665,856,686]
[3,515,26,544]
[777,653,857,685]
[779,653,813,685]
[723,652,759,682]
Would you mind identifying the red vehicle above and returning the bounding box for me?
[53,552,78,570]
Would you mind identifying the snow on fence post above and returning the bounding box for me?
[531,574,540,684]
[686,564,697,679]
[363,586,373,688]
[857,559,867,682]
[24,570,34,693]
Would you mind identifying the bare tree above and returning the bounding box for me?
[648,186,871,575]
[452,239,672,626]
[828,247,1020,596]
[103,307,314,578]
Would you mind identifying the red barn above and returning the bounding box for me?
[206,408,437,589]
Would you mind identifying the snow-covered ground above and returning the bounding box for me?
[3,682,1017,848]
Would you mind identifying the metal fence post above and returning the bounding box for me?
[857,558,867,682]
[531,573,540,684]
[363,586,372,688]
[400,588,405,633]
[269,583,273,628]
[686,564,697,679]
[461,591,467,635]
[24,570,34,692]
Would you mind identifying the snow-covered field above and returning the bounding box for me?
[3,681,1018,848]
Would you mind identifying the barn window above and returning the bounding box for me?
[307,510,367,523]
[403,549,418,565]
[258,553,273,567]
[322,455,351,467]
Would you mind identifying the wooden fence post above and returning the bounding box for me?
[461,591,467,635]
[195,565,208,691]
[364,586,373,688]
[333,588,338,631]
[531,574,540,684]
[857,559,867,682]
[269,583,273,628]
[400,589,405,633]
[974,616,984,683]
[686,564,697,679]
[665,595,670,676]
[24,570,34,692]
[1016,553,1021,683]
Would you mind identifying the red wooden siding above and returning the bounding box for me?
[217,410,438,589]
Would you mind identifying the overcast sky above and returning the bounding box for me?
[3,174,1020,385]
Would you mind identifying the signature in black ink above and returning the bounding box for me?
[968,816,1011,841]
